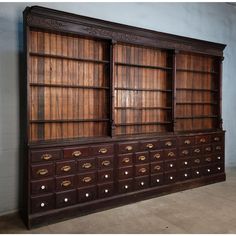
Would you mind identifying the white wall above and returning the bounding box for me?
[0,2,236,215]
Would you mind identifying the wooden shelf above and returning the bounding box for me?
[30,119,109,123]
[176,88,218,93]
[115,106,172,110]
[115,62,172,71]
[115,87,172,93]
[176,115,218,119]
[115,121,172,126]
[29,52,110,64]
[176,68,217,74]
[176,102,217,105]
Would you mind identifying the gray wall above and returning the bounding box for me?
[0,2,235,215]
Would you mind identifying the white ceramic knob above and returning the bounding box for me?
[170,164,173,167]
[196,171,199,175]
[217,156,221,160]
[156,179,160,183]
[184,162,188,165]
[218,167,221,170]
[170,176,173,180]
[207,169,211,172]
[85,193,90,197]
[104,189,109,193]
[124,171,128,175]
[184,173,188,177]
[40,202,45,207]
[64,198,68,202]
[41,185,46,190]
[140,182,145,186]
[124,185,128,189]
[104,174,109,178]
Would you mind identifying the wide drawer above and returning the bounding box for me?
[78,186,97,203]
[31,178,54,195]
[118,142,138,154]
[56,190,77,208]
[55,175,76,191]
[31,194,55,213]
[139,140,158,151]
[31,149,62,163]
[64,146,89,159]
[31,163,54,180]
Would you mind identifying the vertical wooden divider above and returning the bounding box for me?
[172,49,177,133]
[218,56,224,130]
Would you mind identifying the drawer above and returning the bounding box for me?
[31,178,54,195]
[150,150,164,162]
[31,163,54,180]
[134,176,149,190]
[202,165,215,176]
[164,159,176,171]
[192,146,203,156]
[31,194,55,213]
[178,136,195,146]
[203,144,213,154]
[179,147,192,158]
[64,146,89,159]
[78,186,97,203]
[203,155,214,165]
[164,149,177,159]
[164,171,177,184]
[97,169,114,183]
[139,140,158,151]
[135,164,149,177]
[211,133,223,143]
[178,169,192,181]
[77,158,96,172]
[56,190,77,208]
[213,153,224,162]
[56,175,76,191]
[150,162,164,174]
[150,173,164,187]
[214,162,224,174]
[191,157,202,167]
[134,151,149,164]
[77,172,97,188]
[118,154,133,167]
[56,160,76,176]
[118,142,138,154]
[192,167,202,178]
[98,183,114,198]
[118,179,134,194]
[31,149,62,163]
[91,144,114,156]
[195,135,210,144]
[118,166,133,180]
[159,138,176,148]
[213,143,224,153]
[97,156,113,170]
[178,158,191,169]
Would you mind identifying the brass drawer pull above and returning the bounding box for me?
[102,160,110,166]
[200,138,206,143]
[72,150,82,157]
[184,140,191,145]
[194,149,200,153]
[125,146,133,151]
[194,159,200,164]
[154,153,161,159]
[83,176,92,183]
[99,148,108,154]
[146,143,154,149]
[214,137,220,141]
[61,180,71,187]
[182,150,189,155]
[82,163,92,169]
[154,165,161,171]
[168,152,175,157]
[41,153,52,161]
[122,157,130,163]
[139,168,147,173]
[205,157,212,162]
[138,156,146,161]
[216,146,222,150]
[165,141,172,147]
[205,147,211,152]
[61,165,71,172]
[37,169,48,176]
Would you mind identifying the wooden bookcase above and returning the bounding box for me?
[23,6,226,228]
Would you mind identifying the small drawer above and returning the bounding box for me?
[98,183,114,198]
[56,175,76,191]
[56,160,76,176]
[118,154,133,167]
[118,166,133,180]
[139,140,158,151]
[164,171,177,184]
[179,136,195,146]
[134,164,149,177]
[203,155,214,165]
[78,186,97,203]
[159,138,177,148]
[31,194,55,213]
[31,149,62,163]
[178,158,191,169]
[77,172,97,188]
[211,134,223,143]
[134,152,149,164]
[213,153,224,162]
[31,178,54,195]
[31,163,54,180]
[192,146,203,156]
[97,156,113,170]
[56,190,77,208]
[134,176,149,190]
[64,146,89,159]
[203,145,213,154]
[150,150,164,162]
[202,165,215,176]
[118,142,138,154]
[214,162,224,173]
[118,179,134,194]
[213,143,224,153]
[164,149,177,159]
[78,158,96,172]
[179,147,192,157]
[178,169,192,181]
[150,173,164,187]
[97,169,114,183]
[192,167,202,178]
[91,144,114,156]
[150,162,164,174]
[195,135,210,144]
[164,160,176,171]
[191,157,202,167]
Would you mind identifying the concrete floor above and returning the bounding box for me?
[1,167,236,234]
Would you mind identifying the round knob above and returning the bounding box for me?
[124,185,128,189]
[196,171,200,175]
[217,156,221,160]
[170,164,173,168]
[156,179,160,183]
[184,173,188,177]
[184,161,188,165]
[124,171,129,175]
[218,167,221,170]
[85,193,90,197]
[41,185,46,190]
[140,182,145,186]
[170,176,173,180]
[40,202,45,207]
[104,174,109,179]
[104,189,109,193]
[207,169,211,172]
[64,198,68,202]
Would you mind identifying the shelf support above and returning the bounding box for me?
[218,56,224,130]
[172,49,178,132]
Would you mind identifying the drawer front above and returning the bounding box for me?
[164,171,177,184]
[159,138,176,148]
[191,157,202,167]
[139,140,158,151]
[118,154,133,167]
[118,142,138,154]
[203,155,214,165]
[31,178,54,195]
[135,164,149,177]
[164,159,177,171]
[134,151,149,164]
[31,194,55,213]
[213,143,224,153]
[179,147,192,158]
[203,144,213,154]
[150,173,164,187]
[178,158,191,169]
[134,176,149,190]
[150,150,164,162]
[77,158,96,172]
[214,162,224,173]
[31,163,54,180]
[97,169,114,183]
[64,146,89,159]
[56,190,77,208]
[213,153,224,162]
[118,179,134,194]
[179,136,195,146]
[192,146,203,156]
[92,144,114,156]
[77,172,97,188]
[98,183,114,198]
[31,149,62,163]
[192,167,202,178]
[211,133,223,143]
[118,166,133,180]
[150,162,164,174]
[56,160,76,176]
[164,149,177,159]
[195,135,210,144]
[78,186,97,203]
[56,175,76,191]
[178,169,192,181]
[97,156,113,170]
[202,165,215,176]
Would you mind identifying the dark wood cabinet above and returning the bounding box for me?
[22,6,226,228]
